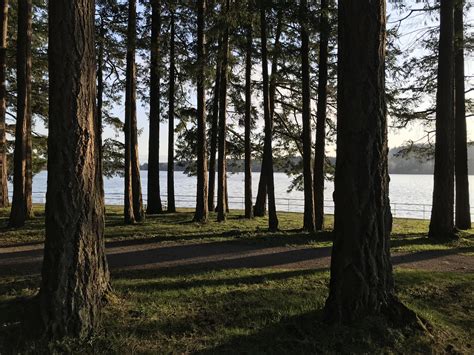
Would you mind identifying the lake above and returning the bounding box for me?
[8,171,474,220]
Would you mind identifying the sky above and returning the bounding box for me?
[71,2,474,163]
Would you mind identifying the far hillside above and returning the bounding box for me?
[141,146,474,175]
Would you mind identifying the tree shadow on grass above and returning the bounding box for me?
[112,267,328,292]
[195,310,431,354]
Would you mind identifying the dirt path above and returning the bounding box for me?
[0,238,472,277]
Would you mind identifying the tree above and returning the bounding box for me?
[300,0,315,232]
[9,0,32,227]
[147,0,164,215]
[260,2,278,232]
[128,0,145,222]
[217,0,230,222]
[314,0,330,231]
[40,0,110,338]
[244,0,253,219]
[208,44,221,212]
[167,7,176,213]
[194,0,209,222]
[0,0,8,208]
[454,0,470,230]
[124,0,136,224]
[325,0,411,323]
[429,0,456,240]
[253,8,283,217]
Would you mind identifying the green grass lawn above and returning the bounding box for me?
[0,205,473,353]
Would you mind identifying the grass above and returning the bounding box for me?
[0,205,473,353]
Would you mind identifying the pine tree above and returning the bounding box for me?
[454,0,470,230]
[194,0,209,222]
[147,0,164,215]
[300,0,315,232]
[429,0,456,240]
[40,0,110,338]
[325,0,415,324]
[9,0,32,227]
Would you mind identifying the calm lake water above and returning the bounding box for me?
[8,171,474,219]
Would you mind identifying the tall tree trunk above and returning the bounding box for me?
[325,0,410,323]
[194,0,209,222]
[167,11,176,213]
[0,0,8,208]
[217,0,230,222]
[25,83,33,218]
[300,0,315,232]
[254,10,282,217]
[260,4,278,232]
[147,0,163,215]
[314,0,329,231]
[128,0,144,222]
[244,0,253,219]
[40,0,110,338]
[208,53,221,212]
[429,0,456,240]
[124,0,136,224]
[9,0,32,228]
[454,0,470,230]
[97,14,105,177]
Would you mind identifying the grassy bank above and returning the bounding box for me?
[0,206,473,353]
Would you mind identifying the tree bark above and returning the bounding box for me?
[429,0,456,240]
[128,0,144,222]
[260,4,278,232]
[167,10,176,213]
[40,0,110,338]
[217,0,230,222]
[454,0,470,230]
[0,0,8,208]
[9,0,32,228]
[300,0,315,232]
[254,10,282,217]
[194,0,209,222]
[147,0,163,215]
[314,0,329,231]
[244,0,253,219]
[208,51,221,212]
[325,0,404,323]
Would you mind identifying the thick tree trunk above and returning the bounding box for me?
[314,0,329,231]
[0,0,8,208]
[454,0,470,230]
[325,0,406,323]
[40,0,110,338]
[217,0,230,222]
[128,0,144,222]
[9,0,32,228]
[254,10,282,217]
[260,4,278,232]
[429,0,456,240]
[194,0,209,222]
[147,0,163,215]
[208,56,221,212]
[300,0,315,232]
[167,11,176,213]
[244,0,253,219]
